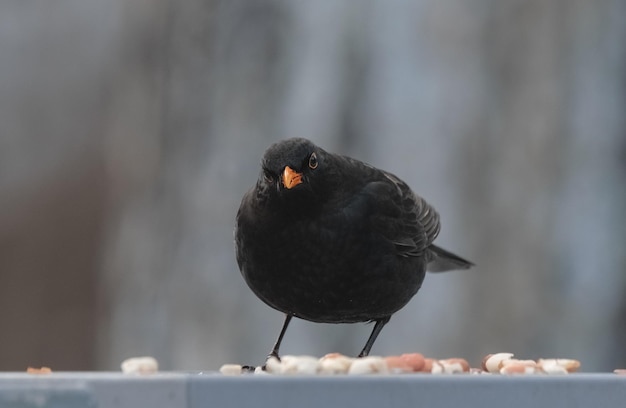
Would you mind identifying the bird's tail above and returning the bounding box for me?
[427,245,474,272]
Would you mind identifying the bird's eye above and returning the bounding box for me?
[263,170,274,183]
[308,153,318,169]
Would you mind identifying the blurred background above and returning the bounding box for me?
[1,0,625,372]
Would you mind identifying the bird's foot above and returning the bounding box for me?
[267,351,281,362]
[260,351,281,371]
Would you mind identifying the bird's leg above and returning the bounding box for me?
[268,314,293,361]
[358,316,391,357]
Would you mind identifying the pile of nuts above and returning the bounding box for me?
[219,352,585,376]
[481,353,579,375]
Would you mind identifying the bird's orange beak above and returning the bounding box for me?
[282,166,303,189]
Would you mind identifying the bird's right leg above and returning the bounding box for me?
[358,316,391,357]
[268,314,293,361]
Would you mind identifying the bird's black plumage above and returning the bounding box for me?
[235,138,473,359]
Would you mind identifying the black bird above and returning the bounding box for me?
[235,138,473,360]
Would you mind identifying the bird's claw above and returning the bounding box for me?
[267,351,281,362]
[260,352,281,371]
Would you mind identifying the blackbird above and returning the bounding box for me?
[235,138,473,360]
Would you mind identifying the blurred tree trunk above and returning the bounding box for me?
[0,2,113,369]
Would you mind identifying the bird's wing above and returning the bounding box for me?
[340,158,440,258]
[378,171,440,257]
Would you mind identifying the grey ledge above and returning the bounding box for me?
[0,372,624,408]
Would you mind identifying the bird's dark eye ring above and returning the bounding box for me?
[263,170,274,183]
[308,153,318,169]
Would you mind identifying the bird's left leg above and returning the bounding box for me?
[358,316,391,357]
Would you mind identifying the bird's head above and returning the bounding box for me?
[257,138,329,203]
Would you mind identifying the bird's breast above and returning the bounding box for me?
[236,206,426,323]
